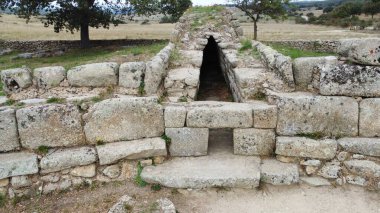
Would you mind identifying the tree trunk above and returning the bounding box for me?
[253,20,258,40]
[80,23,90,48]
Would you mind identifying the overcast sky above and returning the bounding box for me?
[192,0,229,6]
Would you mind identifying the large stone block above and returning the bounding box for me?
[339,138,380,157]
[233,128,275,156]
[164,105,186,128]
[338,38,380,66]
[360,98,380,137]
[261,159,299,185]
[250,101,277,129]
[84,97,164,143]
[272,92,358,137]
[40,147,97,174]
[0,152,38,179]
[166,128,208,157]
[67,62,119,87]
[180,50,203,67]
[144,56,165,95]
[276,137,337,160]
[293,56,338,88]
[344,160,380,178]
[0,108,19,152]
[33,66,66,89]
[119,62,145,88]
[17,104,85,149]
[96,138,167,165]
[320,64,380,97]
[1,67,33,94]
[186,101,253,128]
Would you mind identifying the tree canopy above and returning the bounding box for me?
[230,0,290,40]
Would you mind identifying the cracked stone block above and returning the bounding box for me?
[1,67,33,94]
[119,62,145,89]
[166,128,209,157]
[164,105,187,128]
[33,66,66,89]
[261,159,299,185]
[0,108,19,152]
[233,128,275,156]
[67,62,119,87]
[359,98,380,137]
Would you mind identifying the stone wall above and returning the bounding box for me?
[0,39,167,51]
[263,40,339,53]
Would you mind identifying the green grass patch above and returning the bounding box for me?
[5,98,16,106]
[151,184,162,191]
[135,162,147,187]
[189,6,224,14]
[0,42,167,71]
[0,194,6,208]
[178,96,187,102]
[296,132,324,140]
[239,39,253,53]
[0,80,4,96]
[252,91,266,101]
[46,97,65,104]
[269,44,336,59]
[161,134,172,146]
[37,145,49,155]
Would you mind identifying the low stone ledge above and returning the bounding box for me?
[0,108,20,152]
[84,97,164,143]
[276,137,337,160]
[338,138,380,157]
[16,104,86,149]
[166,128,208,157]
[360,98,380,137]
[164,105,187,128]
[320,64,380,97]
[344,160,380,178]
[40,147,97,174]
[67,62,119,87]
[96,137,167,165]
[33,66,66,89]
[0,152,39,179]
[337,38,380,66]
[186,101,253,128]
[261,159,299,185]
[233,128,276,156]
[1,67,33,94]
[271,92,358,137]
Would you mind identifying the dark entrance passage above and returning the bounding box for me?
[197,36,233,102]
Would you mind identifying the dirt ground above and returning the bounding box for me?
[0,14,378,41]
[2,180,379,213]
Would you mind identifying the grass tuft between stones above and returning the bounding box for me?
[135,162,147,187]
[37,145,49,155]
[47,97,65,104]
[0,194,6,208]
[151,184,162,192]
[296,132,324,140]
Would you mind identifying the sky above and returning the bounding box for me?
[192,0,229,6]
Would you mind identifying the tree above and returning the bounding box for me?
[323,6,334,14]
[0,0,159,48]
[230,0,290,40]
[161,0,192,23]
[362,0,380,19]
[331,2,363,18]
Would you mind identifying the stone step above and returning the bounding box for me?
[141,152,261,189]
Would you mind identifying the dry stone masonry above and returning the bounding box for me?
[0,6,380,198]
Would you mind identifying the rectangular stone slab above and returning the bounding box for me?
[96,137,167,165]
[0,108,20,152]
[166,128,208,157]
[0,152,38,179]
[186,101,253,128]
[359,98,380,137]
[233,128,276,156]
[272,92,358,137]
[84,97,164,143]
[338,138,380,157]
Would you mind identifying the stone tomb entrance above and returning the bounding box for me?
[197,36,233,102]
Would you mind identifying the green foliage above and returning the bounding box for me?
[37,145,49,155]
[0,194,5,208]
[239,39,253,52]
[151,184,162,191]
[362,1,380,19]
[46,97,65,104]
[161,0,192,22]
[124,204,133,211]
[251,46,260,59]
[252,91,266,100]
[0,80,4,96]
[270,44,337,59]
[135,162,148,187]
[161,134,172,146]
[178,96,187,102]
[91,96,103,103]
[189,6,224,13]
[138,81,146,97]
[5,98,16,106]
[296,132,324,140]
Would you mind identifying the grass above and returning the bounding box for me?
[178,96,187,102]
[161,134,172,146]
[37,145,49,155]
[5,99,16,106]
[188,6,225,14]
[0,42,167,70]
[252,91,266,101]
[135,162,147,187]
[0,80,4,96]
[46,97,65,104]
[296,132,324,140]
[239,39,253,52]
[0,194,5,208]
[151,184,162,192]
[269,44,336,59]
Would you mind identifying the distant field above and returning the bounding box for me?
[0,14,378,42]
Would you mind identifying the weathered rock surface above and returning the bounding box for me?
[84,97,164,143]
[186,101,253,128]
[250,101,277,129]
[164,68,200,99]
[359,98,380,137]
[40,147,97,174]
[0,108,19,152]
[276,137,337,160]
[320,64,380,97]
[17,104,85,149]
[338,138,380,157]
[166,128,208,157]
[271,92,358,137]
[33,66,66,89]
[154,198,176,213]
[67,62,119,87]
[97,138,167,165]
[103,165,121,179]
[233,128,276,156]
[338,38,380,66]
[164,105,187,128]
[318,162,341,179]
[261,159,299,185]
[1,67,33,93]
[300,176,331,186]
[0,152,38,179]
[108,195,135,213]
[11,176,32,189]
[344,160,380,177]
[119,62,145,89]
[70,164,96,178]
[142,153,261,189]
[180,50,203,67]
[293,56,338,88]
